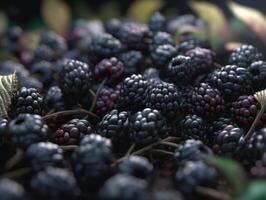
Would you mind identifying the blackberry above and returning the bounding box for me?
[88,33,122,58]
[174,139,212,167]
[148,12,166,32]
[177,38,208,54]
[9,87,43,118]
[175,161,217,195]
[145,82,180,119]
[150,44,177,67]
[117,156,153,180]
[26,142,65,172]
[250,152,266,178]
[120,51,143,76]
[32,45,53,63]
[179,114,207,142]
[80,134,112,150]
[99,174,148,200]
[229,45,262,68]
[31,167,77,200]
[0,179,25,200]
[7,114,48,149]
[117,74,148,111]
[186,83,225,118]
[129,108,169,145]
[185,47,215,73]
[94,57,124,85]
[71,141,113,191]
[149,31,174,51]
[97,109,129,142]
[212,125,244,156]
[30,61,54,87]
[44,86,66,112]
[7,26,23,42]
[54,118,93,145]
[231,95,265,127]
[206,65,253,100]
[104,18,122,36]
[248,61,266,91]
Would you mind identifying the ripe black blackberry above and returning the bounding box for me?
[231,95,266,127]
[120,51,143,76]
[212,125,245,156]
[117,156,153,180]
[31,167,77,200]
[104,18,122,37]
[150,44,177,67]
[175,161,217,195]
[117,74,148,111]
[97,109,129,142]
[7,114,48,149]
[145,82,180,119]
[186,83,225,118]
[99,174,148,200]
[149,31,175,51]
[32,45,53,63]
[206,65,253,100]
[26,142,65,172]
[148,12,166,32]
[44,86,66,112]
[129,108,169,145]
[177,38,208,54]
[80,134,112,151]
[229,44,262,68]
[174,139,212,167]
[54,118,93,145]
[88,33,122,58]
[30,61,54,87]
[6,26,23,42]
[9,87,43,118]
[94,57,124,85]
[248,61,266,91]
[179,114,207,142]
[0,179,25,200]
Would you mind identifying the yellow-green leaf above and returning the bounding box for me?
[41,0,71,36]
[128,0,164,22]
[229,1,266,45]
[0,12,8,35]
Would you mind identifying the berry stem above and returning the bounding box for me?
[149,149,174,156]
[125,143,135,157]
[89,78,107,112]
[196,186,231,200]
[5,149,23,170]
[60,145,78,151]
[160,141,180,148]
[0,167,31,179]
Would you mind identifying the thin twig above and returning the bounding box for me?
[125,144,135,157]
[149,149,174,156]
[60,145,78,151]
[160,141,180,148]
[0,167,31,179]
[5,149,23,170]
[196,186,232,200]
[89,78,107,112]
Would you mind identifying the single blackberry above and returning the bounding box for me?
[179,114,207,142]
[30,61,54,87]
[9,87,43,118]
[0,179,25,200]
[248,61,266,91]
[177,38,208,54]
[7,26,23,42]
[186,83,225,118]
[206,65,253,100]
[174,139,212,167]
[117,74,148,111]
[212,125,244,156]
[44,86,66,112]
[80,134,112,150]
[145,82,180,119]
[231,95,266,127]
[31,167,77,200]
[229,45,262,68]
[185,47,215,73]
[26,142,65,172]
[175,161,217,195]
[148,12,166,32]
[88,33,122,58]
[117,21,151,51]
[99,174,148,200]
[149,31,174,51]
[7,114,48,149]
[117,156,153,180]
[71,141,113,191]
[104,18,122,37]
[150,44,177,67]
[54,118,93,145]
[120,51,143,76]
[94,57,124,85]
[97,109,129,142]
[32,45,53,63]
[129,108,169,145]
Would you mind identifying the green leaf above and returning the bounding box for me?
[41,0,71,36]
[204,155,248,196]
[189,1,231,51]
[235,181,266,200]
[128,0,164,22]
[0,73,18,118]
[0,12,8,35]
[229,1,266,46]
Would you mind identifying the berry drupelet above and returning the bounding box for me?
[129,108,169,145]
[229,44,262,68]
[248,60,266,91]
[80,134,112,150]
[7,114,48,149]
[148,12,166,32]
[44,86,66,112]
[0,179,25,200]
[54,118,93,145]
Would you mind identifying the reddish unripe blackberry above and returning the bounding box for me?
[148,12,166,32]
